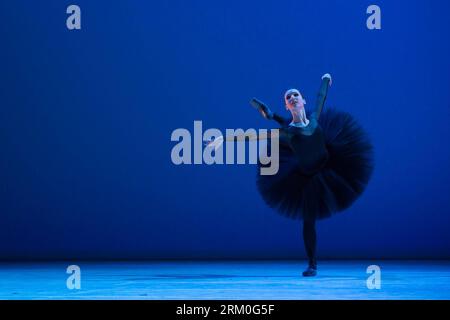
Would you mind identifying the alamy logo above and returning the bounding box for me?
[366,265,381,289]
[66,265,81,290]
[170,121,280,175]
[66,5,81,30]
[366,5,381,30]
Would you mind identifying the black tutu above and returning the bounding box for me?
[257,108,374,220]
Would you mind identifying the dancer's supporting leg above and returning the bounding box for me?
[302,216,317,277]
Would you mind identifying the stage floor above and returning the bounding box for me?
[0,261,449,300]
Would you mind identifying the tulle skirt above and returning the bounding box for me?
[256,108,374,220]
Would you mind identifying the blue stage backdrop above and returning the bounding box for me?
[0,0,449,260]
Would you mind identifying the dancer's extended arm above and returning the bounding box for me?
[315,74,332,119]
[250,98,290,126]
[205,130,280,150]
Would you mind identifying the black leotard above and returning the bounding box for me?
[272,77,331,175]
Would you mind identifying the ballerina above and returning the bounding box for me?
[208,74,374,277]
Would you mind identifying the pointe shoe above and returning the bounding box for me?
[302,266,317,277]
[250,98,274,120]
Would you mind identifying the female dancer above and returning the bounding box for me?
[209,74,374,277]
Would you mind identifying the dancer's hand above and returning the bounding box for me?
[204,136,224,150]
[322,73,332,86]
[250,98,274,120]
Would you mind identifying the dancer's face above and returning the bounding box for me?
[284,89,305,111]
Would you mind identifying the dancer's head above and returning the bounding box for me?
[284,89,306,111]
